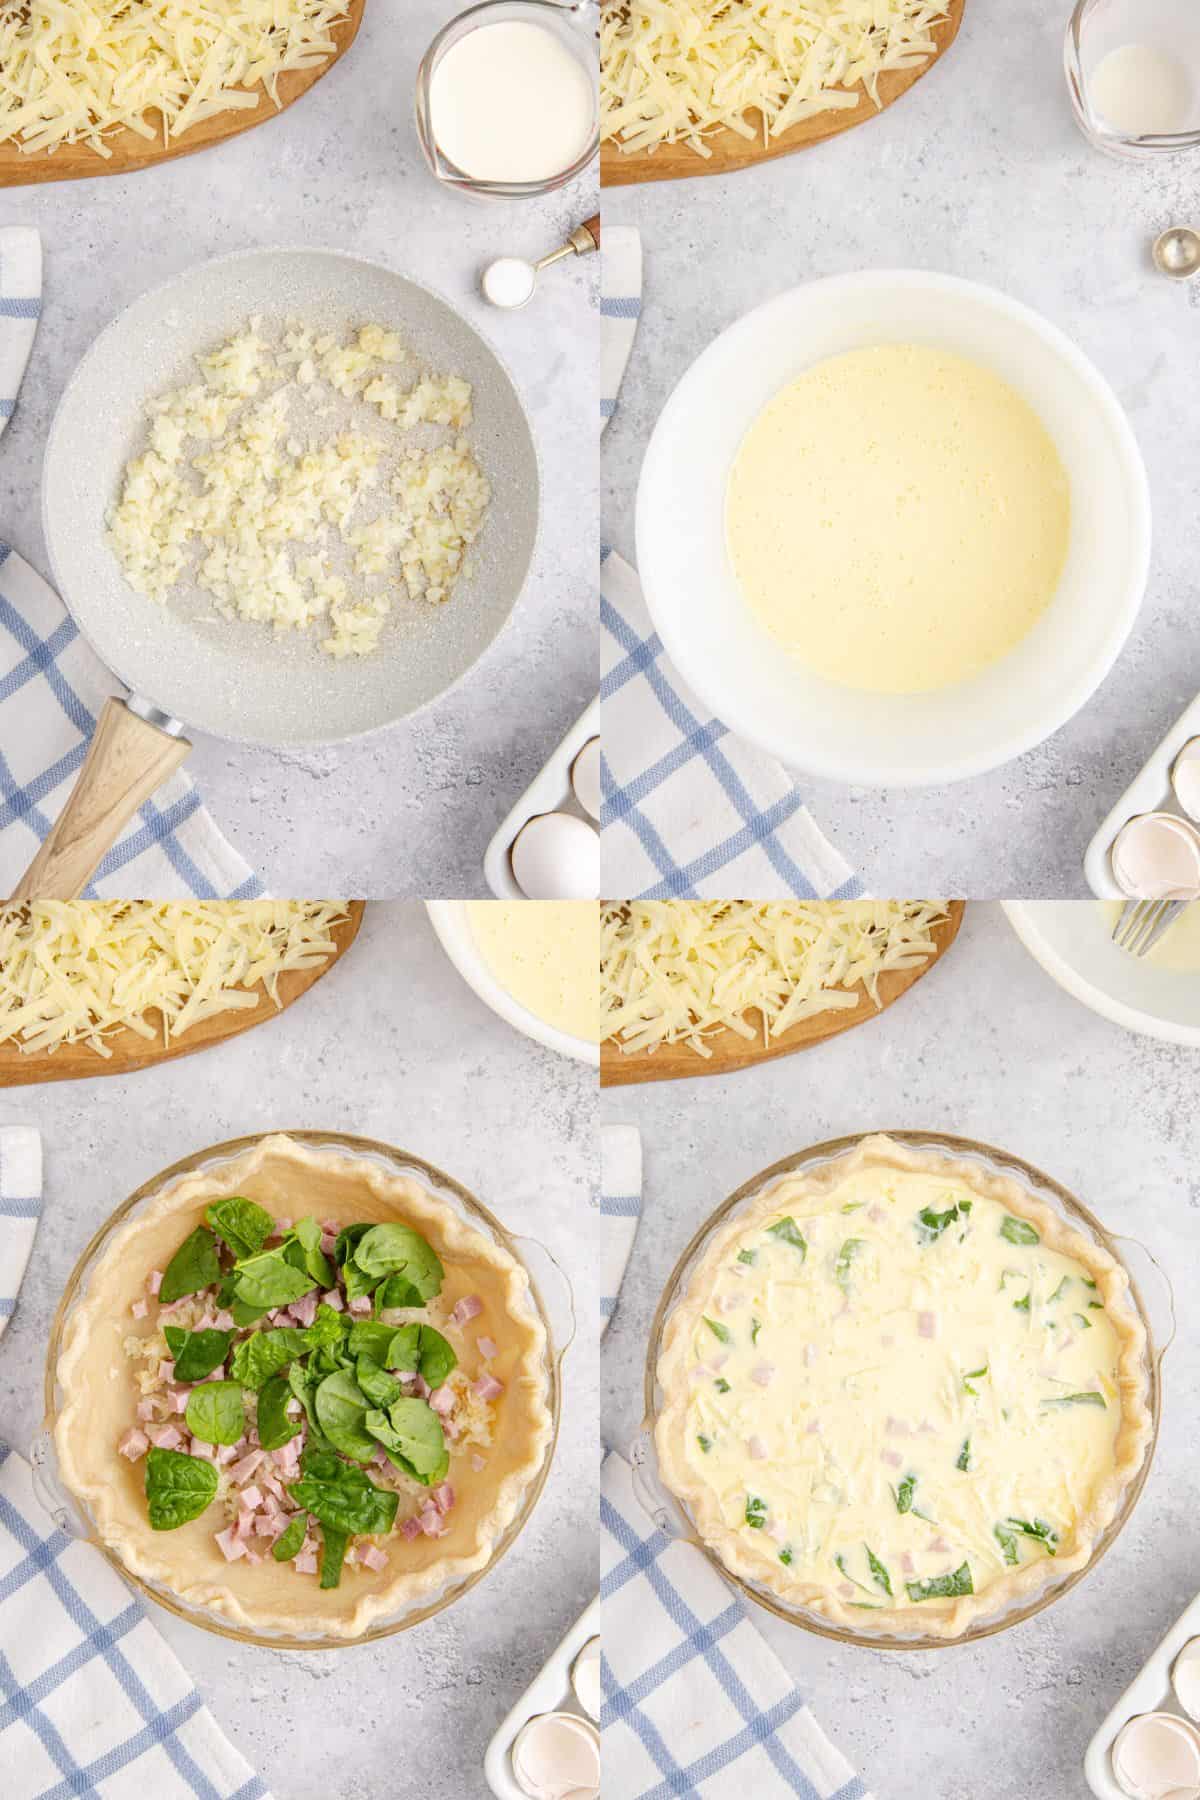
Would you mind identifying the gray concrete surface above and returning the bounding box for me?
[601,901,1200,1800]
[0,902,598,1799]
[601,0,1200,896]
[0,0,597,897]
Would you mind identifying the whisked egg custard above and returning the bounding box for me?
[725,345,1071,695]
[656,1136,1150,1638]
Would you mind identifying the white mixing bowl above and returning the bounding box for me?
[425,901,598,1067]
[636,270,1151,788]
[1004,900,1200,1048]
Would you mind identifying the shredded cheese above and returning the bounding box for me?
[600,0,949,160]
[0,0,350,160]
[0,901,350,1056]
[600,900,948,1056]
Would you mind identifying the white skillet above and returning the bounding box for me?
[13,246,539,899]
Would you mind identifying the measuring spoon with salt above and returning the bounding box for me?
[481,215,599,309]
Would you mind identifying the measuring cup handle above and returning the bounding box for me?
[7,698,190,901]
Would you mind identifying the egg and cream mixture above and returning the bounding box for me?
[467,902,599,1044]
[725,344,1071,695]
[657,1138,1149,1635]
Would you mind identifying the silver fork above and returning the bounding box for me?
[1112,897,1189,957]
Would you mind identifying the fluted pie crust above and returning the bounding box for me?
[55,1134,553,1640]
[656,1134,1152,1639]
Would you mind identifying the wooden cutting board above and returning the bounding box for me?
[601,0,964,187]
[0,901,364,1085]
[0,0,364,188]
[601,902,964,1086]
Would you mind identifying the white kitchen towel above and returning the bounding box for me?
[0,230,40,438]
[601,1124,642,1336]
[601,1451,874,1800]
[601,548,863,899]
[601,227,641,433]
[0,1445,273,1800]
[0,1127,40,1338]
[0,547,263,899]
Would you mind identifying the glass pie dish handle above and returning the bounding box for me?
[29,1430,92,1540]
[628,1427,701,1544]
[1111,1232,1177,1363]
[512,1234,576,1360]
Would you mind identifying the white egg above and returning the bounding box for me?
[511,812,599,900]
[570,737,601,822]
[570,1636,601,1721]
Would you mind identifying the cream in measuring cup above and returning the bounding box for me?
[428,18,595,183]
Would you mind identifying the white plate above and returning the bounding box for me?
[484,1597,600,1800]
[1084,694,1200,899]
[1003,900,1200,1047]
[484,699,599,899]
[1085,1592,1200,1799]
[636,270,1151,788]
[426,899,598,1066]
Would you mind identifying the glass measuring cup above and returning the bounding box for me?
[1066,0,1200,157]
[415,0,599,200]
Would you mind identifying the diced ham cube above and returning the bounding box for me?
[418,1505,445,1537]
[228,1450,264,1484]
[917,1311,937,1339]
[213,1311,235,1332]
[130,1299,148,1320]
[451,1294,483,1326]
[239,1485,263,1511]
[291,1292,318,1328]
[259,1471,284,1501]
[137,1399,156,1422]
[477,1336,498,1361]
[215,1444,238,1466]
[119,1428,149,1460]
[400,1516,422,1541]
[320,1289,344,1312]
[806,1418,822,1436]
[215,1528,247,1562]
[407,1374,431,1401]
[880,1449,903,1468]
[470,1453,486,1473]
[900,1552,915,1574]
[321,1218,339,1234]
[295,1550,319,1574]
[148,1271,163,1296]
[253,1514,279,1537]
[429,1385,455,1417]
[169,1389,189,1415]
[158,1360,175,1384]
[148,1425,183,1450]
[751,1364,775,1388]
[885,1417,910,1437]
[348,1295,372,1316]
[432,1482,455,1515]
[361,1544,388,1572]
[747,1435,768,1460]
[320,1231,338,1256]
[472,1374,504,1402]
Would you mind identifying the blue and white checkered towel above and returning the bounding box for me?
[0,547,262,899]
[600,549,863,900]
[0,1127,40,1338]
[601,227,641,433]
[601,1452,874,1800]
[0,1445,273,1800]
[0,229,40,438]
[601,1124,642,1336]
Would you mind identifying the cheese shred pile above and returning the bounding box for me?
[600,0,949,159]
[0,0,349,159]
[601,900,948,1056]
[0,901,350,1056]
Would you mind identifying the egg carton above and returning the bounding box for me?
[1084,693,1200,899]
[1084,1591,1200,1797]
[483,698,600,899]
[484,1595,600,1800]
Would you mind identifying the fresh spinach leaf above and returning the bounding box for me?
[319,1524,350,1590]
[703,1317,730,1344]
[288,1460,399,1537]
[833,1552,874,1596]
[778,1546,793,1566]
[834,1238,866,1291]
[737,1249,756,1266]
[744,1494,767,1530]
[307,1304,351,1355]
[994,1523,1019,1566]
[766,1217,806,1258]
[229,1246,317,1313]
[1040,1391,1106,1410]
[1074,1312,1093,1330]
[1047,1277,1069,1304]
[1005,1516,1059,1555]
[272,1514,307,1562]
[356,1355,403,1409]
[185,1380,245,1446]
[257,1373,302,1451]
[956,1438,971,1472]
[415,1326,456,1389]
[163,1325,233,1384]
[714,1377,731,1395]
[697,1433,712,1454]
[1012,1293,1031,1314]
[351,1225,443,1300]
[915,1203,966,1245]
[962,1364,989,1396]
[376,1274,423,1310]
[145,1446,219,1529]
[750,1317,762,1345]
[205,1197,274,1261]
[289,1216,334,1289]
[999,1215,1039,1247]
[365,1397,448,1485]
[314,1368,378,1463]
[906,1563,973,1602]
[893,1473,917,1514]
[350,1320,413,1366]
[865,1546,892,1596]
[159,1226,221,1304]
[229,1327,311,1391]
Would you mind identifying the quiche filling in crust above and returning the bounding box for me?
[55,1135,552,1639]
[656,1136,1151,1637]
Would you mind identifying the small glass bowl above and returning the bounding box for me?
[635,1129,1172,1652]
[1065,0,1200,159]
[38,1129,574,1650]
[414,0,599,201]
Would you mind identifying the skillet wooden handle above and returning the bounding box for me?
[582,214,600,246]
[7,698,191,901]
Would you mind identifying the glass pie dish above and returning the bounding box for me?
[633,1129,1172,1651]
[35,1129,573,1650]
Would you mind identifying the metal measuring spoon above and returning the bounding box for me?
[481,215,600,309]
[1153,225,1200,279]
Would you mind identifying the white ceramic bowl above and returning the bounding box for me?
[426,901,598,1066]
[1004,901,1200,1047]
[636,270,1152,788]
